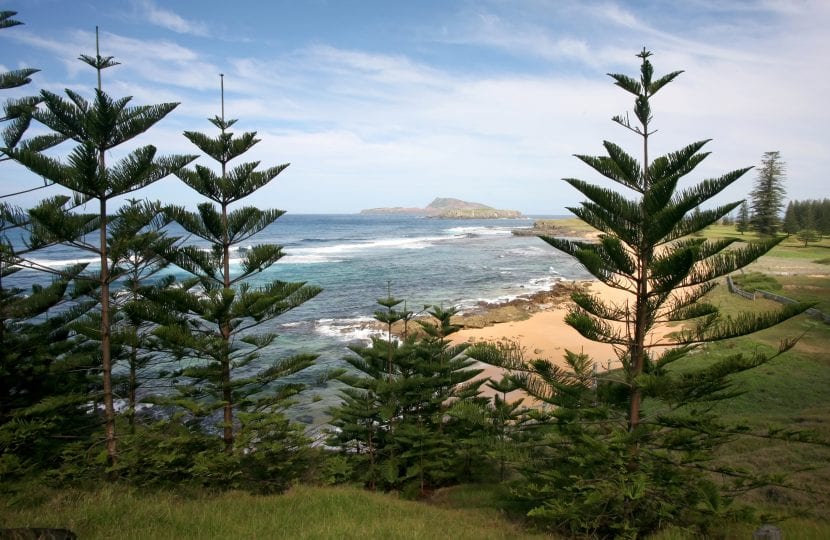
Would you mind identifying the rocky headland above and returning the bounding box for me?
[361,197,522,219]
[512,218,600,241]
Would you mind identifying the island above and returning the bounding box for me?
[361,197,523,219]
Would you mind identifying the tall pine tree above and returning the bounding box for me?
[9,28,195,467]
[472,49,813,537]
[105,199,179,431]
[157,75,321,453]
[2,13,97,479]
[750,151,786,236]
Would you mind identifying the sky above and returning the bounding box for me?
[1,0,828,215]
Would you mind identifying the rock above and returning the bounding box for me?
[433,208,522,219]
[512,220,560,236]
[512,219,599,241]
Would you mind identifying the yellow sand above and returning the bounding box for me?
[452,281,637,402]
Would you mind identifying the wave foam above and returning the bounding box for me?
[26,256,100,269]
[281,234,466,264]
[454,274,569,313]
[445,226,513,236]
[314,317,380,344]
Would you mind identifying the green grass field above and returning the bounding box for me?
[672,225,830,533]
[0,484,550,540]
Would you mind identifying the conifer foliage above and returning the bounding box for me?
[107,199,179,431]
[472,49,813,537]
[156,76,321,454]
[0,11,64,172]
[1,12,95,479]
[783,198,830,237]
[736,200,751,235]
[750,151,786,236]
[328,294,487,495]
[7,28,196,467]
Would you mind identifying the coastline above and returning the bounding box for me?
[451,280,631,401]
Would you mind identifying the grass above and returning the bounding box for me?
[628,223,830,531]
[0,484,550,540]
[651,520,830,540]
[762,239,830,262]
[662,268,830,528]
[774,274,830,312]
[731,271,783,292]
[697,225,830,258]
[533,217,597,236]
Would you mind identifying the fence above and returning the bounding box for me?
[726,275,830,324]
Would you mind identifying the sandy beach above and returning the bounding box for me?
[452,280,633,400]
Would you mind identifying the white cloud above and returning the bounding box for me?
[133,0,209,37]
[589,1,642,29]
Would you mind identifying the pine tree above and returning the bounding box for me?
[463,339,535,482]
[736,200,750,235]
[474,49,813,536]
[750,151,786,236]
[329,299,486,494]
[1,12,101,478]
[8,28,195,467]
[105,199,180,431]
[782,201,798,234]
[819,199,830,235]
[785,199,830,237]
[0,11,65,176]
[795,228,819,246]
[155,75,321,454]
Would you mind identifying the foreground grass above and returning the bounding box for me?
[0,484,550,540]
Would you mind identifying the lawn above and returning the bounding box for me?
[669,227,830,528]
[0,484,549,540]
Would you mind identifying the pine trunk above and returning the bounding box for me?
[99,198,117,466]
[128,346,137,433]
[222,354,233,452]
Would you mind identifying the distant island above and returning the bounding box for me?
[360,197,523,219]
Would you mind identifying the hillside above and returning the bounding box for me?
[361,197,522,219]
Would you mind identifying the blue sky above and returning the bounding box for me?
[2,0,828,214]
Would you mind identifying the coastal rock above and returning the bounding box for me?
[435,208,522,219]
[512,219,600,241]
[511,219,560,236]
[377,281,592,336]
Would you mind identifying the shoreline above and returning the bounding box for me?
[450,280,631,401]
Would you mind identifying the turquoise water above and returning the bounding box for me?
[240,214,590,424]
[13,213,591,426]
[236,214,589,360]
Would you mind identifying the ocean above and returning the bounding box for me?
[12,213,592,426]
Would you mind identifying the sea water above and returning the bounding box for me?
[11,214,592,427]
